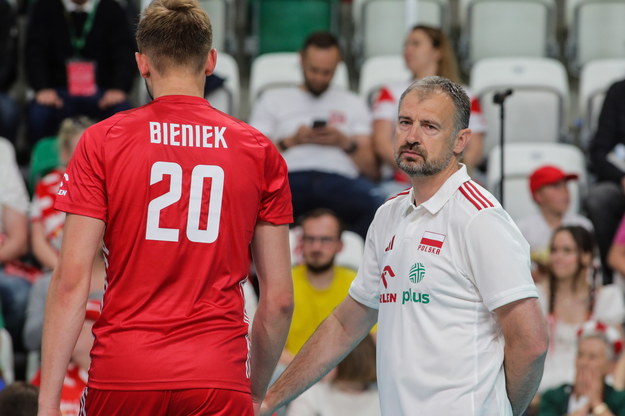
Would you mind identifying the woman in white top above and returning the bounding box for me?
[537,225,625,395]
[286,334,380,416]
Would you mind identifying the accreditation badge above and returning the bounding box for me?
[66,60,96,96]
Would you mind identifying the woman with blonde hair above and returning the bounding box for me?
[371,25,487,192]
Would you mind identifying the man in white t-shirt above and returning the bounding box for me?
[260,76,548,416]
[517,165,593,281]
[249,32,382,238]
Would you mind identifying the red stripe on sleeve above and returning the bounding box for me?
[458,186,482,211]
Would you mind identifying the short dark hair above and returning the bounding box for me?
[302,31,340,53]
[299,208,344,238]
[400,76,471,136]
[0,382,39,416]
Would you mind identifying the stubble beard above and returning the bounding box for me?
[395,143,455,177]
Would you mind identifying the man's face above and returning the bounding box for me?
[301,46,341,97]
[534,180,570,215]
[576,337,612,380]
[301,215,343,273]
[394,91,464,177]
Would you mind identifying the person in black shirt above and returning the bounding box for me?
[585,79,625,283]
[25,0,136,145]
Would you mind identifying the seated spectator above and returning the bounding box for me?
[371,25,486,193]
[31,299,100,416]
[286,334,380,416]
[30,117,93,271]
[536,226,624,396]
[517,165,593,282]
[608,214,625,288]
[0,138,30,344]
[249,31,382,238]
[538,321,625,416]
[585,78,625,284]
[282,208,357,365]
[0,382,38,416]
[25,0,136,145]
[0,0,19,144]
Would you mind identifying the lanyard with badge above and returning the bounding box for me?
[65,0,99,96]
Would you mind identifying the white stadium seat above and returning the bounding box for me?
[565,0,625,73]
[358,55,411,106]
[352,0,449,61]
[471,57,569,156]
[459,0,557,69]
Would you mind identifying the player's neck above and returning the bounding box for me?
[149,74,206,99]
[410,161,460,206]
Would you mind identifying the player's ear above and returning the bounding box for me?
[204,48,217,76]
[136,52,150,78]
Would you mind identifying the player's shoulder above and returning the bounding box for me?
[453,179,499,218]
[376,188,412,218]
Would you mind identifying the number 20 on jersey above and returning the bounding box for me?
[145,161,224,243]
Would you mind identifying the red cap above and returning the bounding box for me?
[85,299,101,322]
[529,165,578,194]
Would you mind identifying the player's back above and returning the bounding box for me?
[57,95,292,392]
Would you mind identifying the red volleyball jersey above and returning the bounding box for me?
[55,95,293,392]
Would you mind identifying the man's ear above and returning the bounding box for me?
[453,128,472,155]
[204,48,217,76]
[135,52,150,79]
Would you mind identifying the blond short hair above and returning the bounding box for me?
[136,0,212,75]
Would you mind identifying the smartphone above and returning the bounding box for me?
[312,119,327,129]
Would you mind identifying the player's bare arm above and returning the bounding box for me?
[496,296,549,416]
[250,222,294,410]
[259,295,378,416]
[38,214,104,416]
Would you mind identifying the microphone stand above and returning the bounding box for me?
[492,89,513,208]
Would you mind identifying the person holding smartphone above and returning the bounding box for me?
[249,31,383,238]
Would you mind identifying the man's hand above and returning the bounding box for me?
[35,89,63,108]
[98,89,126,109]
[308,125,350,149]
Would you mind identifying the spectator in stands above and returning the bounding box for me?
[23,117,105,353]
[0,382,39,416]
[281,208,357,365]
[517,165,593,282]
[25,0,136,145]
[31,300,101,416]
[30,117,92,272]
[536,226,624,396]
[249,31,382,238]
[538,321,625,416]
[0,138,30,344]
[0,0,19,144]
[286,334,380,416]
[585,78,625,284]
[371,25,487,193]
[608,214,625,287]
